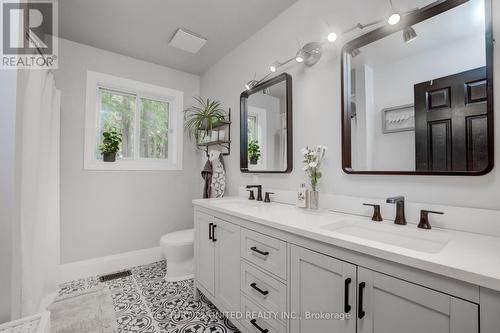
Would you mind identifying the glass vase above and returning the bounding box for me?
[309,190,319,210]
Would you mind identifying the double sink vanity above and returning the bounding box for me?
[193,196,500,333]
[196,0,499,332]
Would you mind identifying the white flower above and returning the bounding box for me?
[309,162,317,168]
[303,166,310,171]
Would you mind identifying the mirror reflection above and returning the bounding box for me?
[345,0,491,174]
[241,73,292,173]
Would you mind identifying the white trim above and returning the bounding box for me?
[84,71,184,171]
[59,247,163,283]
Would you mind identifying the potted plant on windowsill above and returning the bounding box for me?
[248,140,261,165]
[99,128,122,162]
[184,97,227,143]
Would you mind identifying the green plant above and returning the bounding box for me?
[99,128,122,154]
[248,140,261,163]
[184,97,226,142]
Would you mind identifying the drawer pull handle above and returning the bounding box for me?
[250,319,269,333]
[250,246,269,256]
[208,223,213,240]
[358,282,366,319]
[344,278,352,313]
[250,283,269,296]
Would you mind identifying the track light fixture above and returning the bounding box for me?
[327,32,338,43]
[387,0,401,25]
[270,61,280,73]
[403,26,417,43]
[245,80,258,91]
[246,0,423,90]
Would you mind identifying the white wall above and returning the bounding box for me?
[0,70,17,323]
[55,39,200,263]
[200,0,500,210]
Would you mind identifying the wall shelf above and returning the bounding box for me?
[196,108,231,157]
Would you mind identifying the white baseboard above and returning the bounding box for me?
[59,247,163,284]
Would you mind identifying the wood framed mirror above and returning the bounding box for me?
[341,0,493,175]
[240,73,293,173]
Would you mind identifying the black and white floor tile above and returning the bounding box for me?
[58,261,240,333]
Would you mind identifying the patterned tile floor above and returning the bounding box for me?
[58,261,240,333]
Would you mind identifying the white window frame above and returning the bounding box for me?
[84,71,184,171]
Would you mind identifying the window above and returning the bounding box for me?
[85,71,183,170]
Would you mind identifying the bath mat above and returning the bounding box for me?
[48,285,118,333]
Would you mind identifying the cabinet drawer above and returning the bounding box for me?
[241,295,287,333]
[241,262,287,320]
[241,228,287,279]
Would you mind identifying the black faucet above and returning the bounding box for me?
[386,196,407,225]
[246,185,263,201]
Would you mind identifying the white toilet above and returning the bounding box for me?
[160,229,194,282]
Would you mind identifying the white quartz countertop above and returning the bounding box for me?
[193,197,500,291]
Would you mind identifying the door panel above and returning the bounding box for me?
[357,267,479,333]
[415,67,488,172]
[214,218,241,311]
[290,245,356,333]
[195,211,215,297]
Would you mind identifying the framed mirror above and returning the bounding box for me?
[341,0,493,175]
[240,73,293,173]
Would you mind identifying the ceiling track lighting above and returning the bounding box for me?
[244,1,424,90]
[387,0,401,25]
[403,26,417,43]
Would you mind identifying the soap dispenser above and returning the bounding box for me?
[297,183,308,208]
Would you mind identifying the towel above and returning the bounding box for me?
[210,150,226,198]
[201,159,212,199]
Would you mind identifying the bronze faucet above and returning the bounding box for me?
[246,185,263,201]
[386,196,407,225]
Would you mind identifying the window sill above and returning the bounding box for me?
[84,160,182,171]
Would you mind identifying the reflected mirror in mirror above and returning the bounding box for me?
[240,73,292,173]
[342,0,493,175]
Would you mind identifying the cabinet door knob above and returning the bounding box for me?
[250,319,269,333]
[358,282,366,319]
[250,282,269,296]
[250,246,269,256]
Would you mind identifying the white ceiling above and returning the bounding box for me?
[58,0,297,75]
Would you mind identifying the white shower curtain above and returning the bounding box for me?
[17,69,61,316]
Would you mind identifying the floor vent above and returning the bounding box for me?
[99,270,132,282]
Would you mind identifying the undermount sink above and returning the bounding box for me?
[321,220,450,254]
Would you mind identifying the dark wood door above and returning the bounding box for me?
[414,67,488,172]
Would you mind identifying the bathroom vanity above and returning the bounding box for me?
[193,197,500,333]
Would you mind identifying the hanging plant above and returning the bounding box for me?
[184,97,227,143]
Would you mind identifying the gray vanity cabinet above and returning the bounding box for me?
[357,267,479,333]
[195,211,216,297]
[290,245,357,333]
[195,211,241,310]
[214,218,241,311]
